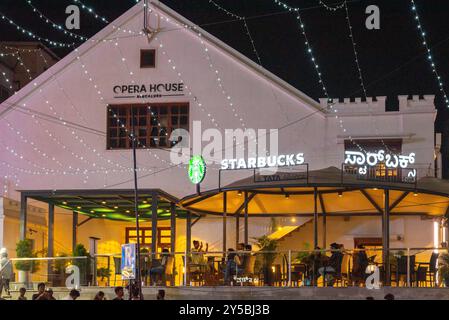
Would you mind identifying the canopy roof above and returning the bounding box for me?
[180,167,449,217]
[20,189,187,222]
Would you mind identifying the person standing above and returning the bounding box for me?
[0,249,13,297]
[112,286,125,300]
[32,283,46,300]
[18,287,27,300]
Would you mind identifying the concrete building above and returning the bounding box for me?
[0,1,446,288]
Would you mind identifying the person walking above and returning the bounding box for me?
[0,249,13,297]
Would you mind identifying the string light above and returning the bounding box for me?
[410,0,449,107]
[0,12,76,48]
[72,0,110,23]
[272,0,368,152]
[25,0,88,41]
[343,1,392,153]
[319,0,346,11]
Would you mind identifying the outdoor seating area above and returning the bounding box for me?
[90,247,449,288]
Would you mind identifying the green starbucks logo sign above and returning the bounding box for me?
[188,155,206,184]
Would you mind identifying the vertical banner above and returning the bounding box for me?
[121,243,136,280]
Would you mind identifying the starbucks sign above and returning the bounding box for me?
[188,155,206,185]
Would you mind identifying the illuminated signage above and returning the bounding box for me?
[221,153,305,170]
[344,150,416,179]
[188,155,206,185]
[344,150,415,169]
[113,82,185,99]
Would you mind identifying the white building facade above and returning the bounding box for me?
[0,2,442,258]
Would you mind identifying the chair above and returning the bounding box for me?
[163,256,175,286]
[335,254,351,287]
[395,255,416,287]
[290,264,307,286]
[113,256,121,286]
[417,252,439,287]
[183,255,206,286]
[240,255,257,286]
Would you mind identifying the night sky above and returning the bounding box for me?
[1,0,449,174]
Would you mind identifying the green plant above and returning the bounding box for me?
[15,239,39,273]
[295,242,312,263]
[438,253,449,284]
[253,235,278,267]
[73,243,91,285]
[97,267,111,282]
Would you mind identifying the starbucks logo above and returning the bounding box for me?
[188,155,206,184]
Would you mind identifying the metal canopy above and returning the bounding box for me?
[19,189,188,222]
[180,167,449,217]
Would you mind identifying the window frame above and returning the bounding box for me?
[106,102,189,150]
[140,49,156,68]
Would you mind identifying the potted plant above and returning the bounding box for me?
[253,235,278,286]
[73,244,91,286]
[97,267,111,286]
[51,252,69,287]
[15,239,39,287]
[438,253,449,287]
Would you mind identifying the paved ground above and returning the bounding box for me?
[3,286,449,300]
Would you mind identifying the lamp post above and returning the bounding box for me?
[131,107,143,300]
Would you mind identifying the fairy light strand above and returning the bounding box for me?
[25,0,88,41]
[410,0,449,107]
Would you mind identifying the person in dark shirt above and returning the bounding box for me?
[112,286,124,300]
[318,243,343,286]
[18,287,27,300]
[156,289,165,300]
[352,244,369,286]
[93,291,106,300]
[32,282,46,300]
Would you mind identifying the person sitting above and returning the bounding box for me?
[318,243,343,286]
[18,287,27,300]
[149,249,170,285]
[352,244,369,286]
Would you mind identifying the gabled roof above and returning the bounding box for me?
[0,0,324,119]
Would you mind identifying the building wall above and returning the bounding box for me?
[0,3,440,262]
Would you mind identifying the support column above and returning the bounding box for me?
[151,192,158,255]
[235,211,240,248]
[223,192,227,254]
[319,193,326,249]
[244,191,249,246]
[185,211,191,286]
[383,189,390,286]
[170,202,176,254]
[186,211,192,253]
[313,187,318,249]
[72,211,78,254]
[47,203,54,280]
[48,204,54,257]
[0,197,4,249]
[20,194,28,240]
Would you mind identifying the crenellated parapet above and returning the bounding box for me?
[319,95,435,114]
